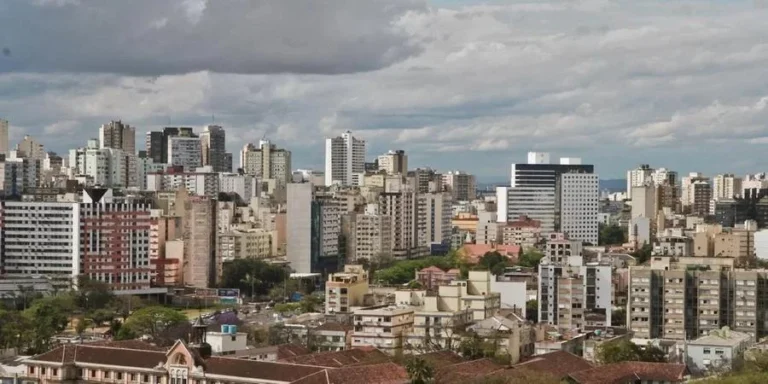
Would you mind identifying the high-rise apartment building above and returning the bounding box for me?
[286,184,354,274]
[442,171,476,201]
[15,135,46,160]
[539,260,612,331]
[240,139,291,198]
[0,156,41,195]
[682,172,710,208]
[80,188,154,291]
[325,131,366,186]
[219,172,259,200]
[379,184,421,259]
[176,190,217,288]
[352,211,393,264]
[377,150,408,175]
[69,139,129,187]
[417,191,453,248]
[99,120,136,155]
[168,136,202,172]
[146,127,196,164]
[713,174,742,200]
[0,118,8,157]
[476,211,502,245]
[0,201,80,288]
[407,168,443,194]
[200,125,227,172]
[626,164,654,199]
[560,173,599,244]
[629,257,768,340]
[146,168,220,197]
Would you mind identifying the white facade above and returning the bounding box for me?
[713,174,742,200]
[626,165,653,199]
[0,201,80,288]
[168,136,202,172]
[631,184,656,219]
[147,171,219,197]
[219,173,259,200]
[69,142,127,187]
[207,327,248,355]
[324,131,366,186]
[286,183,313,274]
[136,157,168,190]
[682,172,708,207]
[560,173,599,244]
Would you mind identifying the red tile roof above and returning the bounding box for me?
[512,350,593,378]
[30,344,166,368]
[460,244,521,264]
[204,357,325,382]
[277,344,312,360]
[86,339,165,351]
[434,358,505,383]
[568,362,688,384]
[418,351,465,369]
[280,348,390,368]
[506,216,541,228]
[418,266,446,273]
[314,322,352,332]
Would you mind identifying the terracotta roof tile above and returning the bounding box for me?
[568,362,688,384]
[419,266,446,273]
[280,348,390,368]
[277,344,312,360]
[204,357,325,382]
[460,244,521,264]
[314,322,352,332]
[325,362,408,384]
[512,350,593,378]
[86,339,165,351]
[435,358,504,383]
[28,345,167,369]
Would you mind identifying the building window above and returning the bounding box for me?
[703,348,711,354]
[91,370,97,378]
[117,372,124,380]
[52,369,58,376]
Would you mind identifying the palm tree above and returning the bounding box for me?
[241,273,262,301]
[406,357,434,384]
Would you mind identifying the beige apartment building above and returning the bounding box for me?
[354,212,393,262]
[176,190,217,288]
[692,225,755,265]
[502,215,542,249]
[351,305,414,355]
[629,256,768,341]
[325,265,369,314]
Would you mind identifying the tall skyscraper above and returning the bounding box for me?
[325,131,366,186]
[146,127,196,164]
[99,120,136,154]
[15,135,46,160]
[175,189,217,288]
[0,118,8,157]
[377,150,408,175]
[200,125,227,172]
[497,152,596,242]
[560,172,599,245]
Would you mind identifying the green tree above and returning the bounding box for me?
[241,273,262,300]
[517,250,544,269]
[406,357,435,384]
[113,295,145,320]
[0,309,29,350]
[23,296,72,353]
[612,308,626,327]
[89,308,116,326]
[598,223,627,246]
[220,258,289,297]
[459,334,487,360]
[595,340,666,365]
[120,306,188,340]
[299,295,324,313]
[632,243,653,265]
[75,276,116,311]
[526,300,538,323]
[74,315,90,339]
[478,252,506,271]
[375,255,460,285]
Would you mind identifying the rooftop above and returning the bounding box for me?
[688,327,752,347]
[568,362,688,384]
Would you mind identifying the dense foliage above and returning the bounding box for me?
[598,223,627,246]
[375,253,462,285]
[595,339,666,365]
[219,258,290,298]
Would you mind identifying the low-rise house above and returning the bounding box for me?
[351,305,414,355]
[415,266,460,290]
[311,322,352,352]
[466,314,534,363]
[686,327,753,374]
[458,243,521,265]
[533,325,588,356]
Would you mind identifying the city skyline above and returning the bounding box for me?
[3,1,768,180]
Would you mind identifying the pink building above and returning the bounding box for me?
[415,266,461,290]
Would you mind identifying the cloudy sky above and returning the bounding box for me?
[2,0,768,181]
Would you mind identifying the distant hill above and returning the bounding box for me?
[600,179,626,192]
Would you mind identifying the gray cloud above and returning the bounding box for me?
[0,0,425,75]
[4,1,768,180]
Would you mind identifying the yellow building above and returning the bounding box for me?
[325,265,369,314]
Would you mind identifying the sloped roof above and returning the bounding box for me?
[512,350,593,379]
[279,348,390,368]
[568,362,688,384]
